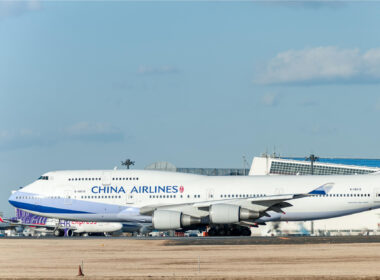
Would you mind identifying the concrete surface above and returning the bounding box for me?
[0,238,380,279]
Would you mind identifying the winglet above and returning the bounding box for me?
[309,183,334,195]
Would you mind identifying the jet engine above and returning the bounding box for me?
[209,204,260,224]
[152,210,201,230]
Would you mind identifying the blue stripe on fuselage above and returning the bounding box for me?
[8,200,92,214]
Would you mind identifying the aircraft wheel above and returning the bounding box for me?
[208,228,217,236]
[54,229,64,237]
[241,227,251,236]
[218,229,226,236]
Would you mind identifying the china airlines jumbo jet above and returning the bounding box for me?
[8,170,380,235]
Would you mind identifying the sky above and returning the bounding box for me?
[1,1,380,215]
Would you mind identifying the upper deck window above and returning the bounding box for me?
[38,176,49,180]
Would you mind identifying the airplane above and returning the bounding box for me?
[1,209,123,237]
[0,216,21,231]
[8,170,380,236]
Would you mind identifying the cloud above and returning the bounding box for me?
[301,123,338,135]
[0,129,52,150]
[64,122,124,143]
[261,92,278,107]
[0,122,124,150]
[255,47,380,85]
[137,65,180,76]
[0,0,41,19]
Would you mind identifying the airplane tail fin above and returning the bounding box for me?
[0,216,4,223]
[309,183,334,195]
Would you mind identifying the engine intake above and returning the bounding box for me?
[209,204,259,224]
[152,210,201,230]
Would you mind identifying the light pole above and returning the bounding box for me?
[243,155,246,176]
[306,154,319,175]
[305,154,319,236]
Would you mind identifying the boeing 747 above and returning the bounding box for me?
[8,170,380,235]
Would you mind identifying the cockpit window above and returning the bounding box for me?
[38,176,49,180]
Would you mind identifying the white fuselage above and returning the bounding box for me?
[8,170,380,224]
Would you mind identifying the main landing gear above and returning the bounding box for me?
[53,229,74,237]
[207,225,251,236]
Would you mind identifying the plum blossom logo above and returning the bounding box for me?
[179,186,184,193]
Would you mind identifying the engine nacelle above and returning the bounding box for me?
[209,204,260,224]
[152,210,201,230]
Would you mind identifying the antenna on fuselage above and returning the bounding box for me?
[121,159,135,169]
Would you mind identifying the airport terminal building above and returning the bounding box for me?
[146,156,380,177]
[249,155,380,176]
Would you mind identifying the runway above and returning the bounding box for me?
[5,235,380,245]
[1,236,380,279]
[165,235,380,245]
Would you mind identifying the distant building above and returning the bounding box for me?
[249,155,380,176]
[145,161,249,176]
[249,155,380,236]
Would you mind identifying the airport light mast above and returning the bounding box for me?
[121,159,135,169]
[306,154,319,175]
[306,154,319,236]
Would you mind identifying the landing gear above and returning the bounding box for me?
[54,229,64,237]
[53,229,74,237]
[207,225,251,236]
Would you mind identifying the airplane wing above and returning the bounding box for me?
[0,216,24,230]
[139,183,334,222]
[23,223,77,230]
[0,216,19,224]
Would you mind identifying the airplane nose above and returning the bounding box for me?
[8,191,19,205]
[8,191,18,208]
[115,223,123,231]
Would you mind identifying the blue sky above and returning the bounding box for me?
[1,1,380,215]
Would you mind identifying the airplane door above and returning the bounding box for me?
[64,190,72,205]
[205,188,214,200]
[126,193,133,205]
[275,188,284,195]
[126,193,141,205]
[102,171,112,186]
[373,188,380,203]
